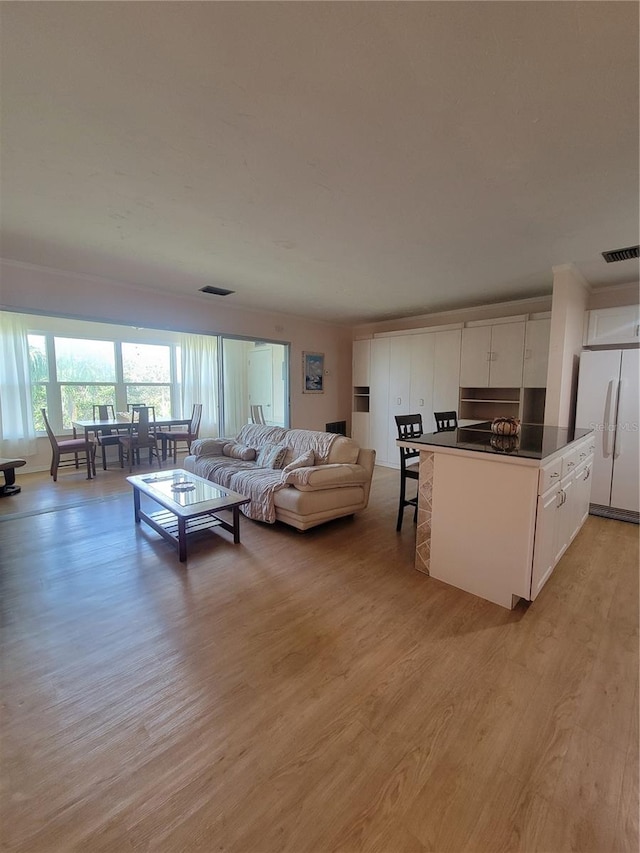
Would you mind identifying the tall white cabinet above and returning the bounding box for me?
[366,328,462,466]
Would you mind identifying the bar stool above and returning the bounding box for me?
[434,411,458,432]
[394,413,423,531]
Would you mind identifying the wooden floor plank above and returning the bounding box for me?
[0,464,637,852]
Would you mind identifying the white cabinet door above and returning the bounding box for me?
[351,412,370,449]
[531,486,560,600]
[432,329,461,433]
[523,319,551,387]
[586,306,640,346]
[553,473,574,565]
[575,349,621,507]
[387,336,412,463]
[352,339,371,387]
[369,338,391,465]
[571,460,593,537]
[460,326,491,387]
[409,334,435,430]
[611,349,640,512]
[490,322,525,387]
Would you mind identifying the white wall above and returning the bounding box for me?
[587,280,639,310]
[544,264,590,429]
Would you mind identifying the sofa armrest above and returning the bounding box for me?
[282,463,371,491]
[190,438,228,457]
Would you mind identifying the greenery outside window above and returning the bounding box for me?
[28,334,48,432]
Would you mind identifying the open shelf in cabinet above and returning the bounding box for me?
[353,386,370,413]
[459,387,521,422]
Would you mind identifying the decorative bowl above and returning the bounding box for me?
[491,417,521,436]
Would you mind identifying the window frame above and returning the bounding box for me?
[28,330,181,434]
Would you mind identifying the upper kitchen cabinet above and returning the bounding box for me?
[408,333,435,429]
[432,329,462,429]
[585,305,640,346]
[460,319,525,388]
[352,339,371,387]
[523,317,551,387]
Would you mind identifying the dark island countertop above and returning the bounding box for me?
[400,422,594,461]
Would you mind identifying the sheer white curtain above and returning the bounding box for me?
[180,333,219,438]
[222,339,249,437]
[0,312,38,457]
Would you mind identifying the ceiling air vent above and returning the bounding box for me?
[601,245,639,263]
[199,285,235,296]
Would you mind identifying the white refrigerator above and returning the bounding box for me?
[575,348,639,516]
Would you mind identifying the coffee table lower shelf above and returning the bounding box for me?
[140,508,241,562]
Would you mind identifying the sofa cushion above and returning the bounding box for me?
[282,463,369,490]
[274,484,366,514]
[256,442,288,469]
[281,449,315,475]
[281,429,340,465]
[326,436,360,465]
[223,442,257,461]
[190,438,227,457]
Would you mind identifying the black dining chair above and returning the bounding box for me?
[91,404,121,470]
[159,403,203,464]
[41,408,96,482]
[434,411,458,432]
[394,413,423,532]
[119,406,161,471]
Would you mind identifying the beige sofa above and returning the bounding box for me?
[184,423,376,531]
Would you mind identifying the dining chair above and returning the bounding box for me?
[250,404,266,424]
[41,408,96,482]
[160,403,203,463]
[91,404,122,470]
[394,414,423,532]
[434,411,458,432]
[119,406,161,472]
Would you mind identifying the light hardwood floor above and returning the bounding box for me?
[1,459,638,852]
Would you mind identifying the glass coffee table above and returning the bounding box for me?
[126,470,250,562]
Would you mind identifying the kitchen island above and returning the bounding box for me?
[398,422,595,609]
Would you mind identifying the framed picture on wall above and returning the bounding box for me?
[302,351,325,394]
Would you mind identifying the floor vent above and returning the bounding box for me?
[589,503,639,524]
[326,420,347,436]
[601,245,639,263]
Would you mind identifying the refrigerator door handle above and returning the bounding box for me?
[603,379,615,458]
[613,379,623,459]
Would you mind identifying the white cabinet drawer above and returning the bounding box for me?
[539,458,563,494]
[561,447,580,478]
[575,440,594,468]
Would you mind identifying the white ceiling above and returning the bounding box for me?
[1,2,638,325]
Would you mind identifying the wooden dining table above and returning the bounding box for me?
[72,416,192,479]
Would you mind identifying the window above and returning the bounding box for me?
[55,337,117,428]
[122,343,172,417]
[27,330,179,433]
